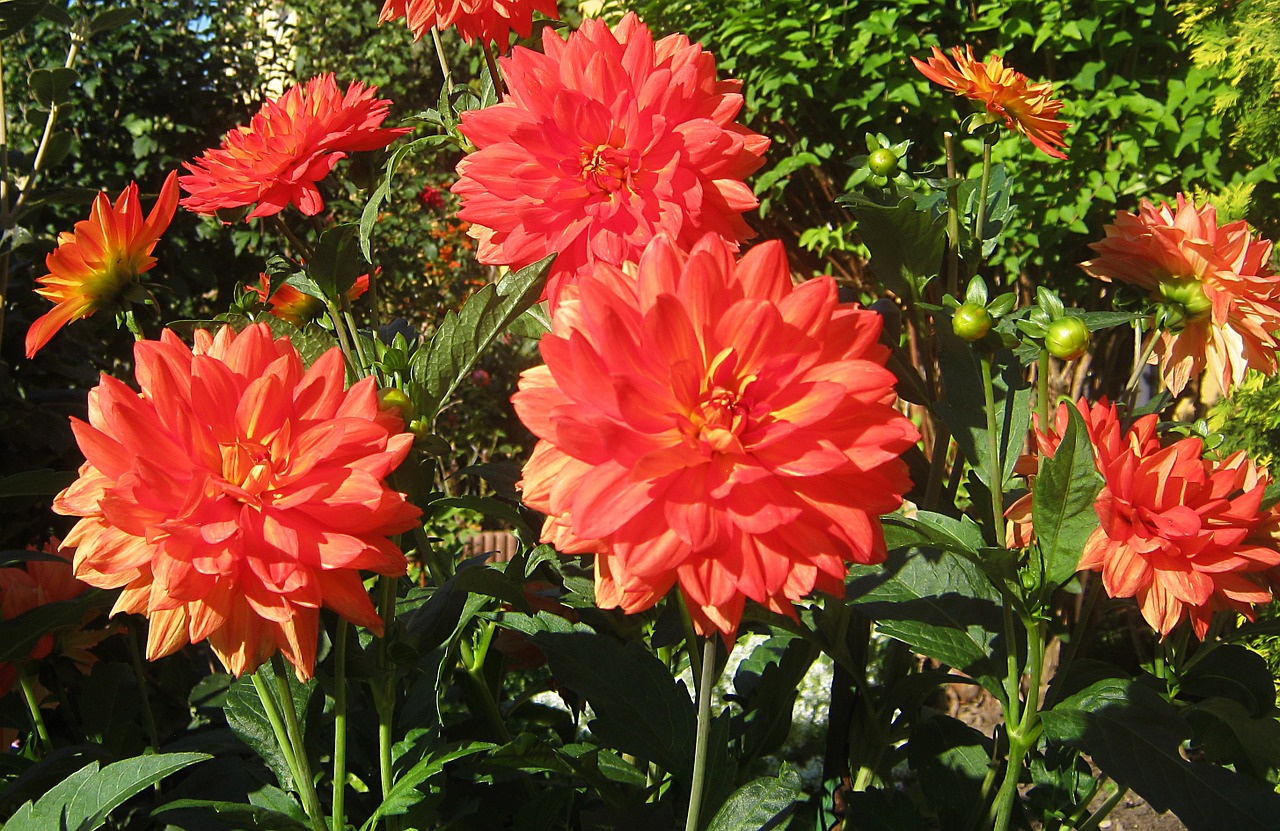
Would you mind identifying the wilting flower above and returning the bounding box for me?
[180,74,410,219]
[0,543,109,699]
[54,324,420,679]
[1081,195,1280,396]
[1080,413,1280,638]
[513,234,918,637]
[246,272,371,327]
[453,13,770,308]
[25,172,180,358]
[912,45,1069,159]
[378,0,559,52]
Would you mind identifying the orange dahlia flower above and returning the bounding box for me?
[378,0,559,52]
[1080,414,1280,638]
[246,272,370,327]
[54,323,421,679]
[452,13,770,309]
[0,543,109,698]
[25,171,179,358]
[912,45,1069,159]
[1080,195,1280,396]
[180,74,410,220]
[512,234,919,637]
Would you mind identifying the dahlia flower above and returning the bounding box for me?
[54,324,421,678]
[1081,195,1280,396]
[25,171,179,358]
[512,234,919,637]
[453,13,770,308]
[378,0,559,51]
[246,272,370,327]
[0,544,108,698]
[912,45,1069,159]
[180,74,410,219]
[1080,414,1280,638]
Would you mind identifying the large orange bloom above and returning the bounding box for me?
[54,324,421,679]
[180,74,410,219]
[1080,195,1280,396]
[25,171,179,358]
[378,0,559,51]
[1080,413,1280,638]
[452,13,770,309]
[912,45,1069,159]
[512,234,918,637]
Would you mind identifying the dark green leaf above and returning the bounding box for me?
[705,766,801,831]
[307,223,362,298]
[1184,697,1280,780]
[28,66,79,107]
[732,634,819,759]
[841,196,945,300]
[87,7,137,36]
[0,589,112,662]
[882,511,986,556]
[224,664,315,792]
[361,741,494,828]
[1031,402,1101,590]
[907,715,992,828]
[0,0,50,40]
[1180,644,1276,716]
[153,799,311,830]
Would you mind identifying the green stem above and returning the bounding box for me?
[944,132,961,298]
[16,665,51,755]
[1077,785,1129,831]
[1036,348,1051,429]
[250,669,303,799]
[480,41,505,102]
[270,214,315,262]
[375,576,397,813]
[269,655,327,831]
[127,622,161,752]
[342,309,370,375]
[332,620,349,831]
[991,618,1046,831]
[430,27,455,96]
[1124,324,1160,396]
[980,353,1006,546]
[683,638,717,831]
[676,593,704,684]
[974,139,993,253]
[325,300,358,376]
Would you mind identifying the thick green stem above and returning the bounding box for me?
[430,27,454,96]
[250,670,303,800]
[676,593,704,684]
[991,618,1046,831]
[17,665,51,755]
[269,655,327,831]
[1077,785,1129,831]
[980,353,1005,546]
[325,300,358,376]
[375,576,398,814]
[974,140,993,252]
[127,622,161,752]
[332,620,349,831]
[683,638,717,831]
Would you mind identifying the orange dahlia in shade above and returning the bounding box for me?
[246,272,371,327]
[912,45,1069,160]
[378,0,559,52]
[452,13,770,309]
[512,234,919,637]
[1080,195,1280,396]
[0,543,109,698]
[25,171,180,359]
[53,323,421,679]
[1080,414,1280,638]
[180,74,411,220]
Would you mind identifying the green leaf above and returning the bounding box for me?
[1041,677,1280,830]
[907,715,992,828]
[882,511,986,557]
[841,196,945,300]
[410,255,553,420]
[1180,644,1276,716]
[223,664,315,792]
[79,664,141,749]
[0,468,73,498]
[153,799,312,830]
[846,548,1009,703]
[28,67,79,108]
[0,0,50,40]
[704,766,801,831]
[1030,402,1102,591]
[0,589,112,662]
[307,223,362,298]
[1184,697,1280,780]
[3,753,209,831]
[731,634,819,759]
[361,741,495,829]
[87,7,137,36]
[359,134,451,261]
[505,614,698,779]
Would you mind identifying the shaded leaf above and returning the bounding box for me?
[705,766,801,831]
[1031,402,1101,591]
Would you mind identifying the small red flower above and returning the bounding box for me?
[180,74,410,219]
[513,234,918,637]
[378,0,559,51]
[25,172,179,358]
[913,45,1069,159]
[417,183,446,211]
[55,324,421,678]
[246,272,371,327]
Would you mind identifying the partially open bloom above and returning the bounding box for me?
[1081,195,1280,396]
[0,543,109,698]
[453,13,770,308]
[246,272,370,327]
[378,0,559,51]
[54,324,420,678]
[513,234,918,637]
[180,74,410,219]
[912,45,1069,159]
[25,172,179,358]
[1080,414,1280,638]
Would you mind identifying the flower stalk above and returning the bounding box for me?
[684,637,716,831]
[333,620,350,831]
[17,665,51,755]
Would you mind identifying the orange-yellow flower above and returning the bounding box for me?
[513,234,918,637]
[246,272,371,327]
[912,45,1069,159]
[1080,413,1280,638]
[1081,195,1280,396]
[452,13,770,309]
[378,0,559,51]
[180,74,410,219]
[54,324,421,679]
[25,171,179,358]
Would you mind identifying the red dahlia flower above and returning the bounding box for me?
[180,74,410,219]
[378,0,559,52]
[25,171,179,358]
[1081,195,1280,396]
[512,234,918,637]
[1080,415,1280,638]
[912,45,1069,159]
[452,13,770,309]
[54,324,421,679]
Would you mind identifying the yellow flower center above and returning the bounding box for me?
[219,440,277,500]
[579,144,635,194]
